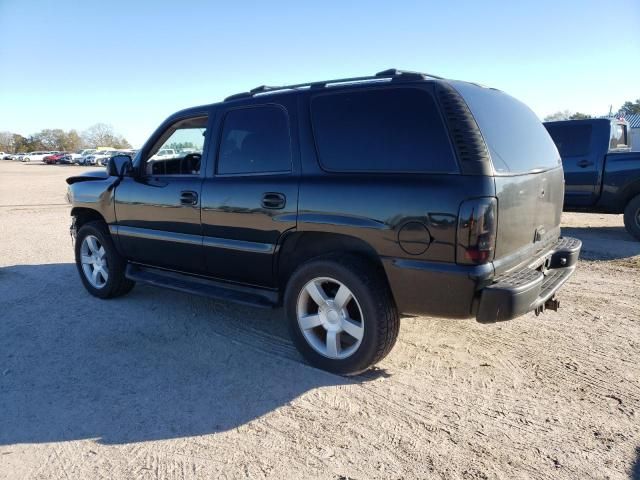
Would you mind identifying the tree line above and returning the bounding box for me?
[0,123,132,153]
[544,98,640,122]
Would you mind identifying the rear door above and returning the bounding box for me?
[200,99,299,287]
[451,82,564,270]
[544,122,600,206]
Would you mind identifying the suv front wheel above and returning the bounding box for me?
[74,221,135,299]
[284,255,399,375]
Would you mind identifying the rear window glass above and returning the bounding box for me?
[610,123,628,149]
[310,88,458,173]
[544,123,592,157]
[451,81,561,174]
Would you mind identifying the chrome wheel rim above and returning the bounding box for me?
[296,277,364,360]
[636,208,640,228]
[80,235,109,289]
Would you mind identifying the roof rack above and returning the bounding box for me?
[224,68,443,102]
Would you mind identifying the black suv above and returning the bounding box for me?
[66,69,581,375]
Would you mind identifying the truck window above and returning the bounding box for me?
[610,123,628,149]
[451,81,561,174]
[544,124,592,157]
[310,87,458,173]
[217,106,292,175]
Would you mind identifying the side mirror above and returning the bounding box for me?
[108,155,133,178]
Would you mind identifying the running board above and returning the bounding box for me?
[125,264,278,308]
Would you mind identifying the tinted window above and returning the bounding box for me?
[544,124,592,157]
[452,81,561,174]
[218,106,291,175]
[310,88,458,173]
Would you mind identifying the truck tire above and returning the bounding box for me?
[284,254,399,376]
[623,194,640,241]
[74,221,135,299]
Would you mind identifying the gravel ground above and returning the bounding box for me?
[1,161,639,480]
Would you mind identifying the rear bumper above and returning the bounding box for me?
[476,237,581,322]
[382,236,581,321]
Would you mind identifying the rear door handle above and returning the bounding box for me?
[180,190,198,205]
[577,160,594,168]
[261,192,286,209]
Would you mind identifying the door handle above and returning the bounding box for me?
[261,192,286,209]
[577,160,594,168]
[180,190,198,205]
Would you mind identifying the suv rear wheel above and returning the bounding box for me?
[75,221,135,298]
[284,255,399,375]
[623,194,640,241]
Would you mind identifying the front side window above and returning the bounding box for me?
[144,115,207,176]
[217,106,291,175]
[310,87,458,173]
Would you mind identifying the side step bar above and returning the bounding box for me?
[125,264,278,308]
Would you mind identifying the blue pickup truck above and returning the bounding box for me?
[544,118,640,240]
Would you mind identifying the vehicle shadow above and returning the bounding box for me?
[0,263,386,446]
[561,226,640,260]
[633,447,640,480]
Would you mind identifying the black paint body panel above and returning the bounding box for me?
[67,75,578,321]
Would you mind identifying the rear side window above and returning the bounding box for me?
[310,88,458,173]
[544,123,592,157]
[218,106,291,175]
[451,81,561,174]
[610,123,628,149]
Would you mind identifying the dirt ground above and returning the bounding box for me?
[0,161,638,480]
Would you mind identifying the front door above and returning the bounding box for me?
[200,101,299,287]
[114,113,210,273]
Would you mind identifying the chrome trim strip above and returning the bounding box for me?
[116,226,202,246]
[202,236,274,254]
[115,225,274,254]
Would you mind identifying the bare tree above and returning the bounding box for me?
[82,123,131,149]
[0,131,13,152]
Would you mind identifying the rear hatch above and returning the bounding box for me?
[451,82,564,273]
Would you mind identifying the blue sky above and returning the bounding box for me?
[1,0,638,147]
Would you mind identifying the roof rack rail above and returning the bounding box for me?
[224,68,442,102]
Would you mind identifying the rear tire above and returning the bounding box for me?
[623,194,640,241]
[75,221,135,299]
[284,254,399,375]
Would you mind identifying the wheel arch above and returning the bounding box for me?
[621,181,640,211]
[71,207,108,230]
[276,232,390,291]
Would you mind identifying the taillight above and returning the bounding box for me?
[456,197,497,265]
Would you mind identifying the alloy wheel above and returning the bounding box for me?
[296,277,365,360]
[80,235,109,288]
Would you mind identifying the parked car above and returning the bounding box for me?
[544,118,640,240]
[98,151,124,166]
[43,152,70,164]
[69,149,97,164]
[83,151,117,166]
[22,151,52,162]
[66,69,581,375]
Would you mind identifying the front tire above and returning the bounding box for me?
[75,221,135,298]
[284,255,399,375]
[624,194,640,241]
